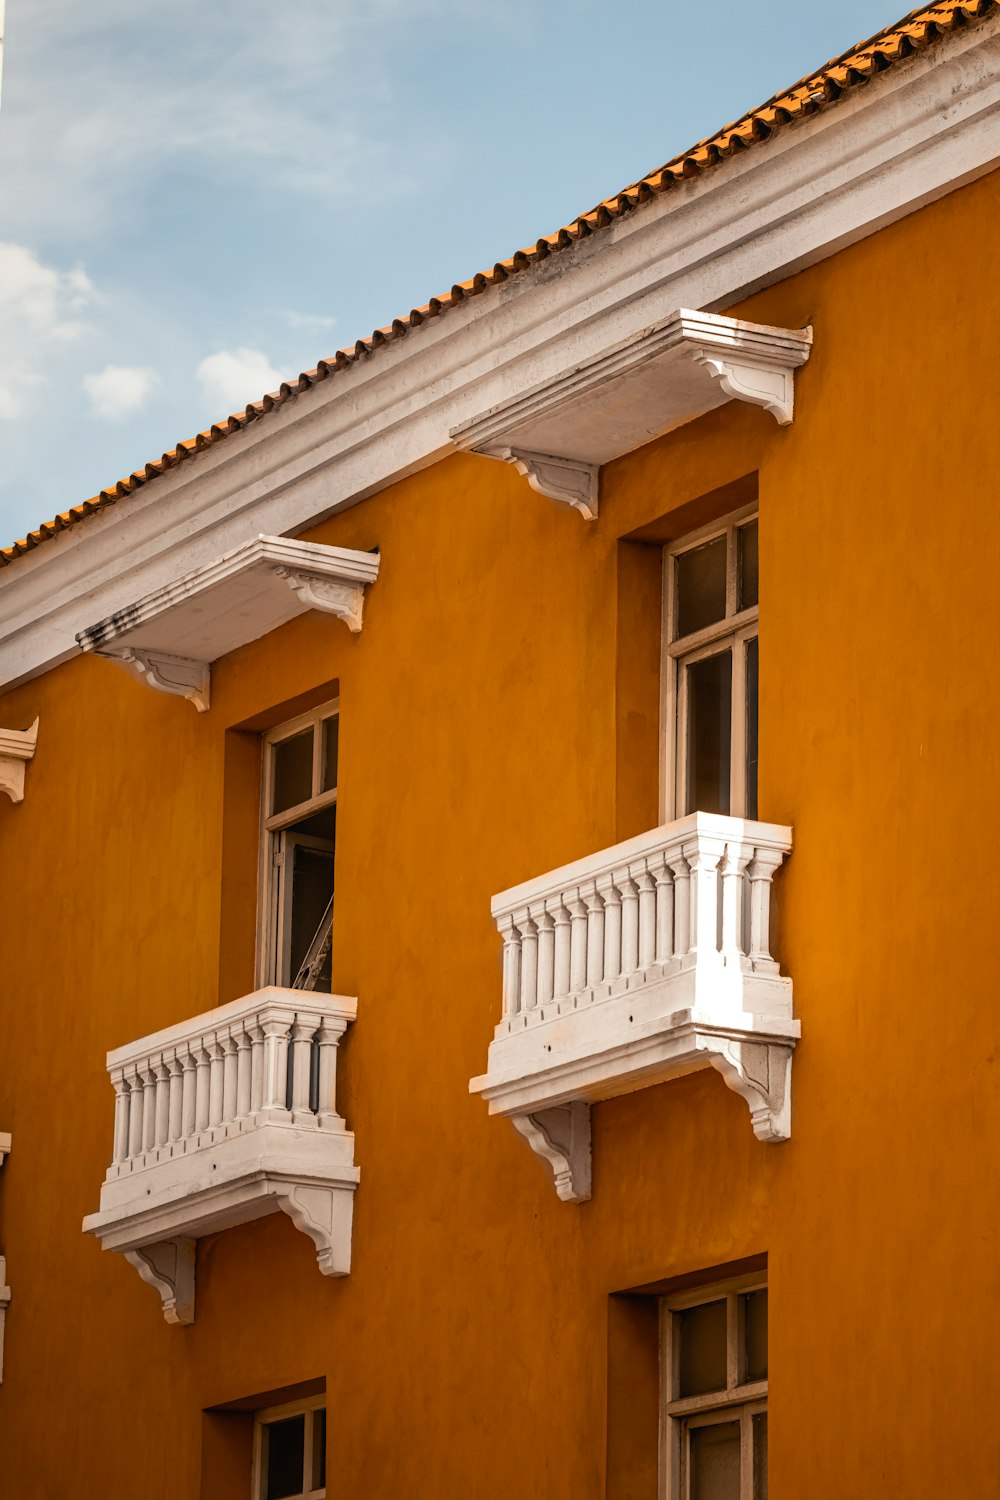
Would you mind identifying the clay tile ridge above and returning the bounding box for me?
[2,0,993,568]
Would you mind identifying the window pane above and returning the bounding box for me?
[311,1408,327,1490]
[746,635,759,821]
[744,1288,767,1382]
[685,652,732,816]
[678,1299,728,1397]
[676,536,727,638]
[322,716,339,793]
[266,1415,305,1500]
[690,1420,741,1500]
[272,729,313,815]
[738,520,759,611]
[289,843,335,988]
[753,1412,768,1499]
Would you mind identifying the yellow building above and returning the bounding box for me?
[2,4,1000,1496]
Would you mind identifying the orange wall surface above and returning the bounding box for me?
[2,168,1000,1498]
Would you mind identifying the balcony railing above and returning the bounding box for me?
[470,813,798,1202]
[83,987,358,1325]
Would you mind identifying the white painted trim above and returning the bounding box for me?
[0,719,37,804]
[3,17,1000,687]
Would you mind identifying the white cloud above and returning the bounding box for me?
[82,364,158,419]
[282,310,337,332]
[0,242,96,420]
[196,347,283,412]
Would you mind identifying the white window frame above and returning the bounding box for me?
[252,1393,326,1500]
[660,505,759,824]
[256,699,339,989]
[659,1272,768,1500]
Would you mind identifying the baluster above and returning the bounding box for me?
[720,841,753,965]
[686,838,723,958]
[597,872,622,982]
[235,1028,253,1119]
[583,883,605,989]
[552,900,572,1000]
[194,1042,212,1133]
[653,856,674,965]
[747,849,783,973]
[518,913,539,1013]
[668,852,692,959]
[290,1013,318,1119]
[166,1053,184,1143]
[180,1049,198,1139]
[637,868,657,970]
[208,1035,225,1128]
[535,910,555,1006]
[111,1068,130,1165]
[126,1065,144,1161]
[315,1015,347,1124]
[249,1022,265,1112]
[259,1012,292,1119]
[153,1057,171,1148]
[221,1030,239,1124]
[498,914,522,1019]
[141,1061,157,1155]
[619,874,640,977]
[568,895,589,993]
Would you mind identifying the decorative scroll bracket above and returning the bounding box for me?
[102,649,211,713]
[0,720,38,804]
[277,1182,355,1276]
[486,449,599,521]
[705,1033,794,1143]
[124,1237,196,1326]
[690,352,796,426]
[511,1102,592,1203]
[273,569,368,634]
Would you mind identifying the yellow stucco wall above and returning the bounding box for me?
[1,166,999,1498]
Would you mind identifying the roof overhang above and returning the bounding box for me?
[450,310,812,518]
[76,536,379,712]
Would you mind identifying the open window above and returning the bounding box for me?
[258,701,339,991]
[662,507,759,820]
[252,1395,326,1500]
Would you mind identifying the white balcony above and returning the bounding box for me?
[470,813,797,1203]
[83,987,358,1325]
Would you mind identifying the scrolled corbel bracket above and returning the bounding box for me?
[484,448,599,521]
[124,1238,196,1326]
[273,568,368,633]
[277,1182,355,1276]
[688,323,813,428]
[102,649,211,713]
[0,720,39,804]
[511,1101,592,1203]
[704,1033,794,1143]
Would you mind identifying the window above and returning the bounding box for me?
[661,1275,768,1500]
[663,508,759,820]
[253,1396,326,1500]
[258,701,339,990]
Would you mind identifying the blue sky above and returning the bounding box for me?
[1,0,904,546]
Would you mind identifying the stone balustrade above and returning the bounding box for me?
[84,987,359,1325]
[471,814,798,1203]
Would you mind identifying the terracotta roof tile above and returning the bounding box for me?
[3,0,994,568]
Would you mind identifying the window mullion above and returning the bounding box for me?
[740,1406,753,1500]
[731,638,748,818]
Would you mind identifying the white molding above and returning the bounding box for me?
[83,987,359,1323]
[452,313,811,515]
[76,537,379,711]
[3,17,1000,684]
[470,813,797,1197]
[0,719,37,804]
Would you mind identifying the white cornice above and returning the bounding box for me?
[2,16,1000,689]
[76,537,379,711]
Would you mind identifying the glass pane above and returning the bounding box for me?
[266,1415,305,1500]
[676,536,727,638]
[746,636,759,821]
[289,843,335,989]
[738,520,759,611]
[690,1420,741,1500]
[678,1299,728,1397]
[744,1288,767,1382]
[753,1412,768,1499]
[272,729,313,815]
[685,651,732,816]
[311,1409,327,1490]
[322,716,339,793]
